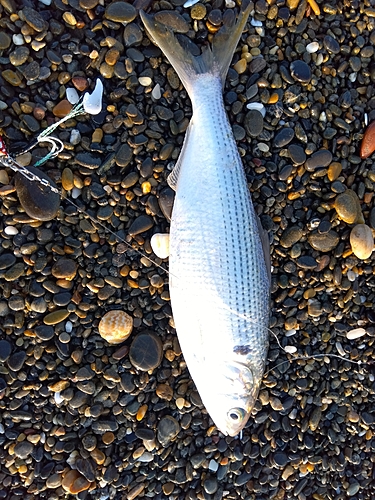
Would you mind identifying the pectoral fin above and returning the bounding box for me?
[255,215,271,284]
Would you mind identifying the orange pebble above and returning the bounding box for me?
[52,99,73,118]
[136,404,148,421]
[360,121,375,159]
[72,76,89,91]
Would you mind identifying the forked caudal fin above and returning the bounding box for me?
[140,0,253,96]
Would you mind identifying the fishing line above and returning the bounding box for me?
[264,354,363,378]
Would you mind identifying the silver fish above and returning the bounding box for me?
[141,0,270,437]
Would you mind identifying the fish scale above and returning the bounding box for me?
[141,1,270,436]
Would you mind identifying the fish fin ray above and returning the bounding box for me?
[167,120,193,190]
[255,215,271,284]
[140,1,252,93]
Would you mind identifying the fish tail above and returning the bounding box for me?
[140,1,252,96]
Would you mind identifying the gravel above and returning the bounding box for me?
[0,1,375,499]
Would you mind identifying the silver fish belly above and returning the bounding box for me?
[141,2,270,436]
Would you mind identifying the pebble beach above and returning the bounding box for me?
[0,0,375,499]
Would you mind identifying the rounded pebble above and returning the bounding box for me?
[350,224,374,260]
[129,331,163,371]
[98,310,133,344]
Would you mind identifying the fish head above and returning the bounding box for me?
[200,359,260,437]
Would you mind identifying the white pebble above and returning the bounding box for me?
[0,423,4,433]
[12,34,24,45]
[151,233,170,259]
[335,341,345,357]
[66,87,79,105]
[349,72,357,82]
[315,53,324,66]
[0,101,7,110]
[152,83,161,100]
[70,129,81,145]
[364,112,368,126]
[284,345,297,354]
[255,27,265,36]
[285,329,297,337]
[246,102,266,117]
[72,187,81,199]
[54,392,64,404]
[39,0,52,4]
[209,459,219,472]
[319,111,327,122]
[183,0,199,6]
[65,321,73,333]
[258,143,269,153]
[347,270,357,282]
[225,0,236,7]
[251,18,262,27]
[346,328,367,340]
[83,78,103,115]
[137,452,154,463]
[306,42,319,53]
[139,76,152,87]
[4,226,18,236]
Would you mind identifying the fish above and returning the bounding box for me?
[140,0,271,437]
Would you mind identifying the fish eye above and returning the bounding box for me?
[228,408,246,421]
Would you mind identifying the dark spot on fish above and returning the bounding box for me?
[233,345,251,355]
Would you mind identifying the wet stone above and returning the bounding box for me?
[115,143,133,168]
[92,420,119,433]
[0,253,16,269]
[296,255,317,269]
[105,1,137,22]
[0,302,10,317]
[52,258,77,280]
[274,128,295,148]
[334,190,364,224]
[75,152,102,169]
[124,23,143,47]
[155,105,174,121]
[2,69,22,86]
[308,231,339,252]
[288,144,306,165]
[158,187,174,221]
[290,60,311,83]
[0,31,11,49]
[244,109,263,138]
[157,415,180,446]
[69,391,89,409]
[273,452,288,468]
[22,61,40,81]
[8,351,27,371]
[22,6,48,32]
[43,310,70,325]
[14,441,34,459]
[0,339,12,362]
[280,226,303,248]
[4,263,24,281]
[249,57,266,73]
[324,35,340,54]
[9,47,30,66]
[76,458,96,482]
[129,331,163,371]
[15,167,60,221]
[305,150,332,171]
[128,215,154,236]
[204,477,218,494]
[8,295,24,311]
